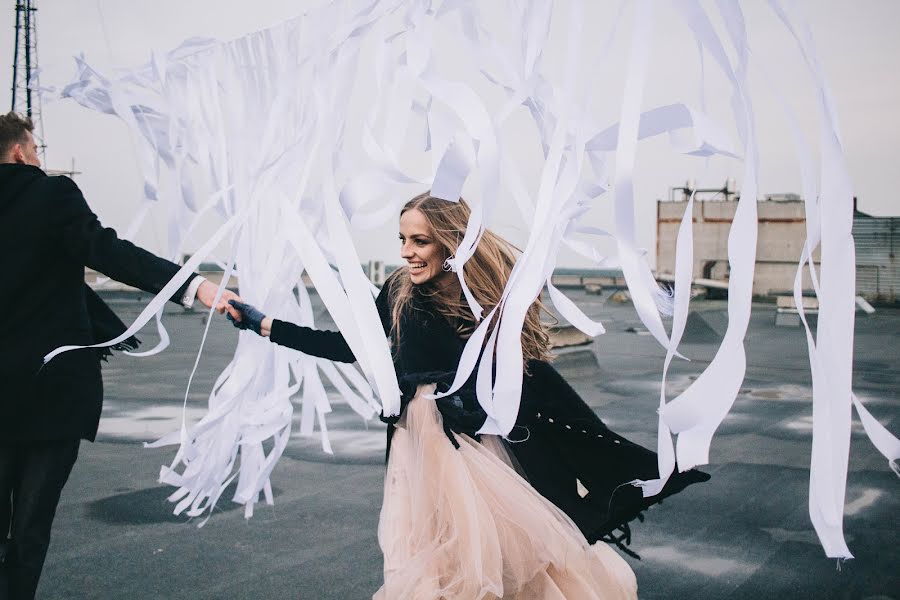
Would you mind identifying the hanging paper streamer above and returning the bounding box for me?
[50,0,897,558]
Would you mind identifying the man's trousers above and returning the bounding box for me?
[0,441,80,600]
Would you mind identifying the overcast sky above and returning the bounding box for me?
[2,1,898,267]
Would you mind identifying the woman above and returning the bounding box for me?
[229,192,708,599]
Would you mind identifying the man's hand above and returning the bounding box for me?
[196,280,242,320]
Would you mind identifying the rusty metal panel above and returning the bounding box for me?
[853,213,898,302]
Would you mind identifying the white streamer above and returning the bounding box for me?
[49,0,897,558]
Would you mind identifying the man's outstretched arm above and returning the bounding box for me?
[51,175,240,318]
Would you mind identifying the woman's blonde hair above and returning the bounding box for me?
[390,191,552,364]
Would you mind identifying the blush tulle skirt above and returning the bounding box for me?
[373,385,638,600]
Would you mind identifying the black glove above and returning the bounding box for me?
[227,300,266,335]
[379,411,400,426]
[392,372,489,450]
[435,391,487,449]
[375,393,482,450]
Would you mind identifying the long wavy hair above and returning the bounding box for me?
[390,192,552,364]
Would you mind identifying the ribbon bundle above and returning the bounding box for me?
[49,0,897,556]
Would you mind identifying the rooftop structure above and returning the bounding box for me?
[656,184,898,304]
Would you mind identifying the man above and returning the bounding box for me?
[0,112,239,599]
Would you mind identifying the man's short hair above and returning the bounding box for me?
[0,111,35,156]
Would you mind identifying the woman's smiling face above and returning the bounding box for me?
[399,208,450,285]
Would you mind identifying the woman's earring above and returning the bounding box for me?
[442,256,455,272]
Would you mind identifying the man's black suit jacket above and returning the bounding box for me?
[0,164,193,442]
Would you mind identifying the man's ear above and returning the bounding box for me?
[10,143,25,164]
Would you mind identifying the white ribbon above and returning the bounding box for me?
[51,0,897,556]
[765,0,898,559]
[660,0,760,477]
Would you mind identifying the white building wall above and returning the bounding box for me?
[656,199,821,297]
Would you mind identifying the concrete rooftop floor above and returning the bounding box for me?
[38,290,899,599]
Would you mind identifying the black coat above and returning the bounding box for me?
[0,164,193,442]
[268,270,709,550]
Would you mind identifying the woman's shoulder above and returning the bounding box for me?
[377,268,425,332]
[376,268,405,309]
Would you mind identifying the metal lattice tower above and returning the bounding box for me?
[11,0,46,162]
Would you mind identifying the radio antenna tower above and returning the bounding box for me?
[11,1,77,175]
[11,0,47,163]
